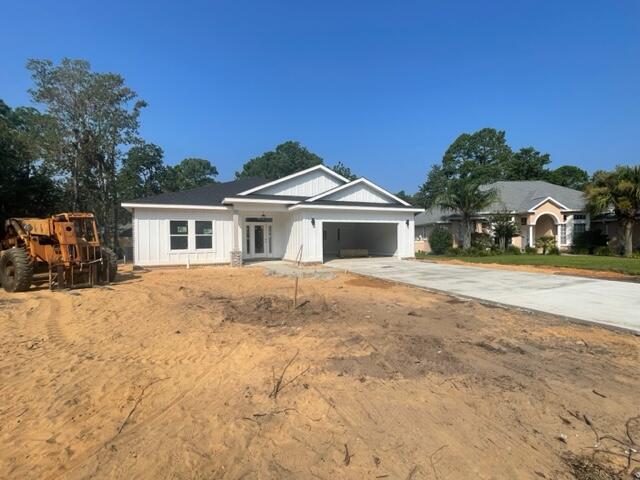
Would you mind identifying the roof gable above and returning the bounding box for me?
[238,164,348,197]
[306,178,411,206]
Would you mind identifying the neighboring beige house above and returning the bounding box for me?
[415,181,590,252]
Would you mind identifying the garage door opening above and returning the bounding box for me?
[322,222,398,262]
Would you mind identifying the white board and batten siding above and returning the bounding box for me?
[323,183,391,203]
[259,169,343,197]
[283,209,415,263]
[133,208,233,266]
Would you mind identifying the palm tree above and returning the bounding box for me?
[437,179,497,249]
[586,165,640,258]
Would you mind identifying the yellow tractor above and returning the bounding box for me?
[0,213,117,292]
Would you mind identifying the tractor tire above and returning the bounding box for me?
[0,248,34,292]
[98,247,118,283]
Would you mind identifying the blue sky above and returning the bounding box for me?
[1,0,639,193]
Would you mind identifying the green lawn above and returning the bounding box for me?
[419,253,640,276]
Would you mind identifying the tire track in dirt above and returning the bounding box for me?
[44,338,248,480]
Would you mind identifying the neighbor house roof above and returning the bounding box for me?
[416,180,586,225]
[481,180,586,212]
[123,177,267,207]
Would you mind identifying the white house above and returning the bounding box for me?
[122,165,424,266]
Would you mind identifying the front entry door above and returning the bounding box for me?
[245,221,273,258]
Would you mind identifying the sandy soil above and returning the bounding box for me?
[423,257,640,282]
[0,265,638,479]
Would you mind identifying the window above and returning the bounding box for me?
[170,221,188,250]
[574,223,586,235]
[195,221,213,249]
[521,217,527,225]
[560,224,567,244]
[574,214,586,220]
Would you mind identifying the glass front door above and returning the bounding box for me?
[245,221,272,258]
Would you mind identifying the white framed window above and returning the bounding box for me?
[170,221,189,250]
[574,223,586,235]
[195,221,213,249]
[574,214,586,220]
[560,224,567,245]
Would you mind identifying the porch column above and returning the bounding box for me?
[230,209,242,267]
[528,224,534,247]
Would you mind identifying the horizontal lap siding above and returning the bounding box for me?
[133,208,233,266]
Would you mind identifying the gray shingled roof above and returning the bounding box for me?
[416,180,586,225]
[482,180,586,212]
[125,177,267,206]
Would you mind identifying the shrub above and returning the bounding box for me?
[572,229,608,254]
[524,245,537,255]
[471,232,493,251]
[572,248,590,255]
[429,227,453,255]
[446,246,462,256]
[548,246,561,255]
[593,246,613,256]
[506,245,521,255]
[535,235,556,255]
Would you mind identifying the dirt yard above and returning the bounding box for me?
[1,265,639,479]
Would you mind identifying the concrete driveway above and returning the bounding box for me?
[325,257,640,334]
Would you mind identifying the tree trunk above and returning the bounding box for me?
[624,220,634,258]
[463,218,472,249]
[72,156,79,211]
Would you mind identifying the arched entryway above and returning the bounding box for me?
[534,213,558,246]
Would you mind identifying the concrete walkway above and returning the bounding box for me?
[325,257,640,334]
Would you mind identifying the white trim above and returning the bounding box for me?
[534,211,561,224]
[288,204,424,212]
[236,164,349,196]
[528,196,570,212]
[121,202,230,211]
[222,197,299,205]
[168,219,217,254]
[305,177,412,206]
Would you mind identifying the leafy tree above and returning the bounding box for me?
[436,179,497,249]
[503,147,551,181]
[118,143,166,200]
[27,58,146,248]
[491,210,519,250]
[417,128,591,209]
[546,165,589,190]
[162,157,218,191]
[586,165,640,257]
[395,190,416,205]
[441,128,513,182]
[236,141,323,180]
[0,99,62,231]
[415,164,448,208]
[332,161,357,180]
[418,128,512,207]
